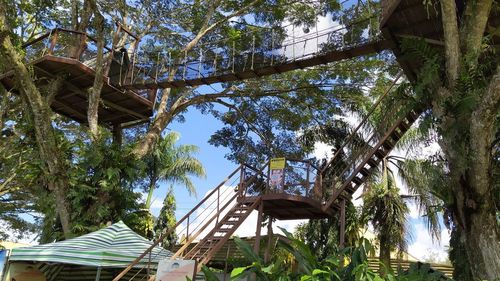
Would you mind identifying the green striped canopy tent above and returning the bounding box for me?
[8,221,172,281]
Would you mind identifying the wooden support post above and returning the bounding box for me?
[223,244,231,281]
[254,202,264,255]
[339,198,346,249]
[305,161,310,196]
[264,216,273,264]
[253,202,264,281]
[112,124,122,146]
[281,160,286,193]
[239,165,245,198]
[48,29,59,55]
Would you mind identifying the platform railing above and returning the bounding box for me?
[22,28,113,63]
[21,28,158,103]
[238,158,320,199]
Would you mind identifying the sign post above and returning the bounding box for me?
[269,158,286,191]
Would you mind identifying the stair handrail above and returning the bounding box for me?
[239,161,270,198]
[112,165,243,281]
[171,192,240,259]
[322,108,419,210]
[177,166,266,261]
[320,72,402,175]
[194,197,263,270]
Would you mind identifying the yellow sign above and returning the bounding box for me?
[270,157,286,170]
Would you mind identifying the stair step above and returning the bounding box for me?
[367,158,378,167]
[359,168,369,176]
[346,184,357,194]
[408,111,419,121]
[375,149,386,159]
[398,121,410,131]
[382,140,394,150]
[352,176,363,185]
[391,130,402,140]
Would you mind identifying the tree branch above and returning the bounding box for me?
[133,0,262,158]
[87,4,106,140]
[460,0,493,64]
[440,0,460,86]
[213,98,273,148]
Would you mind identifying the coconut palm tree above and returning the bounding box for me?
[360,147,447,274]
[144,131,205,210]
[361,157,409,275]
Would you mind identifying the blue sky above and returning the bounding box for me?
[148,106,238,218]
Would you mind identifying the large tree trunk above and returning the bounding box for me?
[87,12,105,139]
[0,4,72,238]
[463,208,500,280]
[437,0,499,278]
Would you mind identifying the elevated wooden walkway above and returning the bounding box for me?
[114,83,423,277]
[125,40,390,90]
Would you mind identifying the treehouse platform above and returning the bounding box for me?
[0,28,155,126]
[380,0,500,81]
[235,159,339,220]
[239,193,336,220]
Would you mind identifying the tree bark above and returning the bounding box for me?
[436,0,499,278]
[379,233,391,276]
[440,0,460,85]
[87,11,105,139]
[0,4,72,238]
[463,207,500,280]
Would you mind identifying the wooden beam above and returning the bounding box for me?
[52,100,87,122]
[35,66,149,120]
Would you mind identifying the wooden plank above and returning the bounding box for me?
[36,65,152,119]
[52,100,87,122]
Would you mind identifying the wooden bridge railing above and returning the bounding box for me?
[21,28,157,102]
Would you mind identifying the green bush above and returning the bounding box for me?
[201,227,452,281]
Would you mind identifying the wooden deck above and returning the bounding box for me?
[0,55,154,125]
[239,193,337,220]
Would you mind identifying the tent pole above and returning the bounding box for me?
[95,267,102,281]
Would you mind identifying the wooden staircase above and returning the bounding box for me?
[178,198,262,271]
[319,76,424,211]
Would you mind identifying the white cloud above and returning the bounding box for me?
[407,202,421,219]
[407,222,450,263]
[313,141,333,159]
[282,15,344,59]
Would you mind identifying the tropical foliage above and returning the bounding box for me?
[0,0,498,278]
[200,227,450,281]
